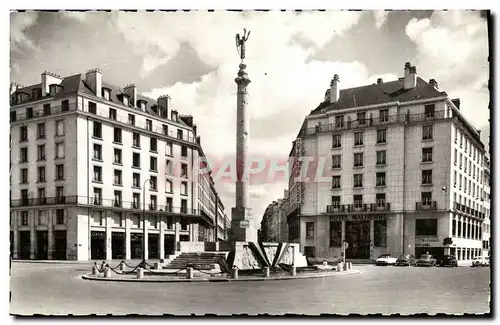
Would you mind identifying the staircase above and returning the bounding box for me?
[164,252,230,273]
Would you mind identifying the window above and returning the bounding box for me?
[454,149,457,165]
[128,114,135,126]
[306,222,315,239]
[181,146,188,157]
[379,109,389,122]
[353,194,363,208]
[43,103,51,115]
[376,193,386,206]
[459,174,462,189]
[422,170,432,185]
[181,164,188,178]
[332,155,341,169]
[177,129,183,140]
[150,157,157,171]
[21,211,29,226]
[465,157,468,172]
[114,170,122,185]
[332,176,341,189]
[376,129,387,144]
[304,246,316,258]
[331,196,341,207]
[162,124,168,135]
[93,166,102,182]
[93,121,102,138]
[165,142,173,156]
[114,191,122,207]
[354,153,363,167]
[150,176,157,191]
[37,145,46,161]
[376,172,386,187]
[454,127,458,143]
[56,164,64,180]
[93,188,102,205]
[166,197,173,212]
[422,147,433,162]
[329,221,342,247]
[20,168,28,184]
[421,191,432,205]
[374,220,387,246]
[332,134,341,148]
[132,153,141,168]
[133,173,140,188]
[452,217,457,236]
[55,142,65,158]
[21,190,29,204]
[37,166,46,182]
[181,181,188,195]
[424,104,435,118]
[132,193,140,209]
[113,128,122,143]
[454,171,457,187]
[459,153,463,168]
[114,148,122,164]
[37,123,45,139]
[422,125,433,140]
[26,107,33,118]
[20,147,28,163]
[88,101,97,114]
[10,111,16,122]
[415,218,438,236]
[354,174,363,188]
[109,108,117,120]
[166,160,174,175]
[146,119,153,131]
[20,126,28,142]
[335,115,344,128]
[150,138,158,152]
[56,120,64,136]
[132,133,140,148]
[354,132,363,146]
[93,143,102,160]
[376,150,386,165]
[166,179,173,193]
[181,199,188,213]
[357,112,366,125]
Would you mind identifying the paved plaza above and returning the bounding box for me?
[10,261,490,315]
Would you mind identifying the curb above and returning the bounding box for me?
[81,270,361,283]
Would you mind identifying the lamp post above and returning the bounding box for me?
[142,178,151,269]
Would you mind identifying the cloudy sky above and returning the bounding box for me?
[10,10,490,226]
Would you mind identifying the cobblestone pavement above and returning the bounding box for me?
[10,262,490,315]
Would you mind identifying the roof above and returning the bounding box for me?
[310,77,446,115]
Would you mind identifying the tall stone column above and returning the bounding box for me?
[48,210,54,259]
[125,214,131,260]
[230,63,257,243]
[105,211,112,260]
[174,217,180,251]
[30,211,36,259]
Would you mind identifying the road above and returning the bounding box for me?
[10,262,490,315]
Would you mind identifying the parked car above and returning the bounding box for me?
[416,254,437,267]
[437,255,458,267]
[376,254,397,266]
[472,256,488,267]
[485,256,490,266]
[395,254,416,266]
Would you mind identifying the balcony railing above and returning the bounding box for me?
[10,103,78,122]
[416,201,437,211]
[454,202,485,219]
[326,203,391,214]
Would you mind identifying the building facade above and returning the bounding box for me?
[280,62,489,262]
[9,70,228,261]
[259,199,284,242]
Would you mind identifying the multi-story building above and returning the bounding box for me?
[481,157,490,257]
[259,200,283,242]
[9,69,228,261]
[281,62,489,263]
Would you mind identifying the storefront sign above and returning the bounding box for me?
[240,220,250,228]
[91,231,105,238]
[415,236,440,247]
[330,214,388,222]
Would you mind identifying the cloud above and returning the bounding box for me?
[405,10,489,128]
[10,11,39,53]
[373,10,389,29]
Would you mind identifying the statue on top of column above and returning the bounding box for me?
[235,28,250,60]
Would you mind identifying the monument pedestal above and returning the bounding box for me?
[230,207,257,243]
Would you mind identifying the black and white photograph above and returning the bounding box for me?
[7,5,492,316]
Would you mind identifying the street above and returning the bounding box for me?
[10,262,490,315]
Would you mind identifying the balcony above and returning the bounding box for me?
[10,103,78,122]
[416,201,437,211]
[454,202,485,219]
[326,203,391,214]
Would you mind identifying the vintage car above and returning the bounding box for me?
[394,254,417,266]
[375,254,397,266]
[415,254,437,267]
[472,256,488,267]
[437,255,458,267]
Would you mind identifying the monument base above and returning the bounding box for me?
[230,207,258,243]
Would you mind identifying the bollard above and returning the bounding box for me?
[104,267,111,278]
[337,262,344,272]
[231,267,239,279]
[155,262,161,270]
[186,267,194,279]
[322,261,328,267]
[289,266,297,277]
[137,267,144,279]
[92,266,98,275]
[263,267,270,278]
[343,262,348,271]
[348,262,352,270]
[119,262,125,272]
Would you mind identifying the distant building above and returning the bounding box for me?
[9,70,228,260]
[481,157,490,257]
[259,199,284,242]
[281,62,489,262]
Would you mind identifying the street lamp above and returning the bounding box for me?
[142,178,152,269]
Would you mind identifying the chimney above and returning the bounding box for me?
[377,78,383,84]
[324,89,331,102]
[452,98,461,110]
[41,71,63,97]
[404,65,417,90]
[10,82,18,95]
[404,62,411,79]
[429,79,438,89]
[171,109,178,122]
[330,74,340,103]
[179,115,194,127]
[157,95,171,118]
[85,69,102,98]
[193,124,197,135]
[123,84,137,107]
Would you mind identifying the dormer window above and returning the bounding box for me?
[122,95,129,107]
[16,92,29,104]
[49,84,58,96]
[102,88,111,101]
[171,110,178,122]
[137,100,147,110]
[151,105,158,114]
[32,88,41,100]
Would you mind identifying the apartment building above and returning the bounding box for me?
[259,199,284,242]
[481,157,491,257]
[279,62,489,262]
[9,69,228,261]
